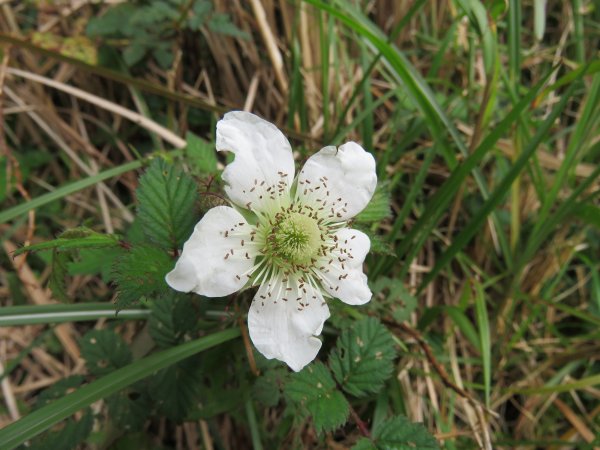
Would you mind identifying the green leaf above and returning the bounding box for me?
[27,376,93,450]
[48,249,71,303]
[25,410,93,450]
[111,244,173,309]
[370,278,417,322]
[105,389,152,433]
[0,328,240,449]
[353,415,439,450]
[329,318,397,397]
[149,292,197,348]
[253,367,287,407]
[355,183,392,223]
[136,158,199,249]
[80,329,132,377]
[35,376,85,408]
[285,362,349,433]
[148,358,202,422]
[185,132,218,175]
[13,226,121,256]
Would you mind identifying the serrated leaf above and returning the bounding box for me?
[106,389,152,432]
[36,376,85,408]
[285,362,349,433]
[112,244,173,309]
[48,249,71,303]
[148,358,202,422]
[253,367,287,407]
[80,329,132,377]
[329,318,397,397]
[355,183,392,223]
[149,292,197,348]
[68,247,123,282]
[355,226,395,256]
[26,410,93,450]
[185,132,218,175]
[136,158,199,249]
[370,277,417,322]
[13,226,121,256]
[352,415,439,450]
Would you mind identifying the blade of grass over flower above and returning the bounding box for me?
[0,328,240,449]
[0,159,143,224]
[417,79,579,292]
[0,304,151,326]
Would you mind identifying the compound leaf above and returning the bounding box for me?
[353,415,439,449]
[185,132,218,175]
[111,244,173,309]
[329,317,396,397]
[149,292,197,348]
[80,329,132,377]
[285,362,349,433]
[136,158,199,249]
[355,183,392,223]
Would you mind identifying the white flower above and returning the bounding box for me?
[166,111,377,371]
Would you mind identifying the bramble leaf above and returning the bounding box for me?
[352,415,439,449]
[285,362,349,433]
[185,132,218,175]
[30,376,93,450]
[80,329,132,377]
[370,277,417,322]
[148,358,202,422]
[111,244,173,309]
[329,317,397,397]
[26,411,93,450]
[149,292,197,348]
[136,158,199,249]
[355,182,392,223]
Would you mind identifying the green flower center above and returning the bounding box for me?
[256,206,326,273]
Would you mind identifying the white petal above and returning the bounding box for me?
[297,142,377,221]
[319,228,372,305]
[216,111,295,212]
[165,206,257,297]
[248,277,330,372]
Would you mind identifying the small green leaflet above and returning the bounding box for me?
[186,132,218,175]
[352,415,439,450]
[111,244,173,309]
[370,277,417,322]
[355,183,392,223]
[148,358,202,422]
[13,226,121,256]
[136,158,199,249]
[149,292,197,348]
[80,329,133,377]
[329,317,397,397]
[285,362,349,433]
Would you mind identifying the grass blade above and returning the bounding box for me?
[0,328,240,449]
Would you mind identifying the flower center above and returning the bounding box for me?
[271,211,321,265]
